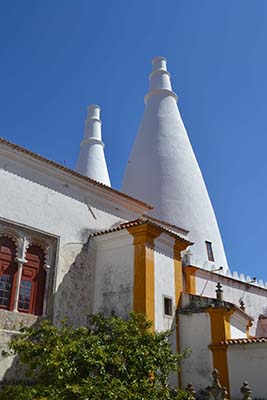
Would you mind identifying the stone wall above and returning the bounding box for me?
[0,310,39,382]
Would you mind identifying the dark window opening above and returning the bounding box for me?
[164,297,173,316]
[18,280,33,311]
[0,274,13,307]
[205,241,215,262]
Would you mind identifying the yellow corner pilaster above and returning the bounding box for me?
[207,307,234,395]
[174,240,191,388]
[174,241,185,307]
[184,266,198,295]
[128,224,161,329]
[246,320,253,338]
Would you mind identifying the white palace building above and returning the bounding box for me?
[0,57,267,398]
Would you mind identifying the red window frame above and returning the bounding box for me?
[0,237,18,311]
[18,244,46,316]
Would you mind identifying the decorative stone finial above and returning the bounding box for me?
[240,381,252,400]
[205,369,228,400]
[216,283,223,305]
[240,300,245,312]
[186,383,196,400]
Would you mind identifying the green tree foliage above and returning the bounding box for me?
[0,313,189,400]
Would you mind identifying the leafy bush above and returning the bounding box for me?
[0,313,190,400]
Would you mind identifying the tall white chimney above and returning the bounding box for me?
[122,57,228,270]
[76,105,111,186]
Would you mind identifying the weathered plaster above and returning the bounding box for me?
[228,343,267,399]
[0,311,39,382]
[179,312,213,390]
[0,309,38,331]
[54,240,97,327]
[93,230,134,318]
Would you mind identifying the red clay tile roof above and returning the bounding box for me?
[144,215,189,235]
[90,218,193,245]
[0,137,152,210]
[222,338,267,345]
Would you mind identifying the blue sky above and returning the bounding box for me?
[1,1,267,279]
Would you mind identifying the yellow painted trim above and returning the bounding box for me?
[173,240,189,388]
[207,307,234,394]
[207,308,234,343]
[209,343,229,392]
[246,320,253,338]
[128,224,161,329]
[184,266,198,295]
[174,240,188,307]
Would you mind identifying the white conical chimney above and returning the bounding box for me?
[76,105,111,186]
[122,57,228,270]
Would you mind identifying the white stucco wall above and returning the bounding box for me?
[154,234,179,387]
[154,234,176,332]
[93,230,134,318]
[0,159,118,250]
[194,270,267,335]
[227,343,267,399]
[0,150,146,324]
[179,312,213,390]
[230,312,248,339]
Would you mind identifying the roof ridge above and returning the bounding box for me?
[0,137,152,210]
[90,218,192,245]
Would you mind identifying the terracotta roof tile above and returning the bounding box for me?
[90,218,193,245]
[222,337,267,345]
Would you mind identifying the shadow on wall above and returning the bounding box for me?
[52,238,97,328]
[0,238,97,383]
[54,234,133,323]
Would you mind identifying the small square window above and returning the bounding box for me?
[205,241,215,262]
[164,297,173,316]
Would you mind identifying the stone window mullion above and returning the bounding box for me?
[42,264,51,316]
[13,236,28,312]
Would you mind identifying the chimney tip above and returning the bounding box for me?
[152,56,167,72]
[87,104,101,120]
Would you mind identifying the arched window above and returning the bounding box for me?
[18,244,46,316]
[0,236,18,310]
